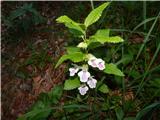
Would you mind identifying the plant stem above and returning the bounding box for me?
[135,40,160,98]
[90,0,94,10]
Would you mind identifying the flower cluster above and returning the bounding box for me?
[88,57,105,70]
[69,55,106,95]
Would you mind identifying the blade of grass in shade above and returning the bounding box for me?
[132,17,158,32]
[63,104,89,109]
[136,12,160,60]
[143,1,147,31]
[110,29,156,38]
[128,12,160,78]
[135,41,160,97]
[143,1,147,71]
[121,17,126,113]
[135,102,160,120]
[129,64,160,87]
[77,112,92,120]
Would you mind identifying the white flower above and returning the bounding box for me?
[88,58,98,68]
[87,77,97,88]
[78,70,90,82]
[69,67,79,76]
[78,85,89,95]
[96,58,105,70]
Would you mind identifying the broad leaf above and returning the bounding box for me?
[64,77,80,90]
[55,52,85,68]
[95,29,110,37]
[17,107,52,120]
[104,63,125,76]
[84,2,110,27]
[91,35,124,44]
[115,107,124,120]
[77,42,88,49]
[56,15,84,35]
[48,85,63,104]
[98,84,109,93]
[66,47,81,54]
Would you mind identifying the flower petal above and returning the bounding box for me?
[87,78,97,88]
[88,59,97,68]
[78,70,90,82]
[78,85,89,95]
[96,59,105,70]
[69,67,79,76]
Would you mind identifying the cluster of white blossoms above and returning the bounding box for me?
[69,55,105,95]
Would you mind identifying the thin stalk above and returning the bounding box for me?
[129,64,160,87]
[143,1,147,70]
[121,17,125,114]
[136,12,160,60]
[135,41,160,97]
[110,28,156,38]
[128,12,160,78]
[90,0,94,10]
[143,1,147,31]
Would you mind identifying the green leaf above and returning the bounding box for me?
[136,102,160,120]
[104,63,125,76]
[98,84,109,93]
[77,42,88,49]
[116,54,133,66]
[66,47,81,54]
[64,77,80,90]
[56,15,84,35]
[84,2,110,27]
[48,85,63,104]
[17,107,52,120]
[91,35,124,44]
[55,52,85,68]
[115,107,124,120]
[95,29,110,37]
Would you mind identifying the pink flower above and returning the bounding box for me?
[69,67,79,76]
[88,58,97,68]
[87,78,97,88]
[78,70,90,82]
[78,85,89,95]
[96,58,105,70]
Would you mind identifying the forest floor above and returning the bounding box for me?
[1,2,71,120]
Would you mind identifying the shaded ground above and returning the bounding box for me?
[1,2,79,120]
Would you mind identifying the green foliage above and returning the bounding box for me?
[64,77,81,90]
[48,85,63,104]
[104,63,124,76]
[84,2,110,28]
[91,36,124,44]
[17,1,160,120]
[17,108,52,120]
[17,85,63,120]
[115,107,124,120]
[95,29,110,37]
[56,15,85,36]
[136,102,160,120]
[98,83,109,93]
[55,52,85,68]
[66,47,81,54]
